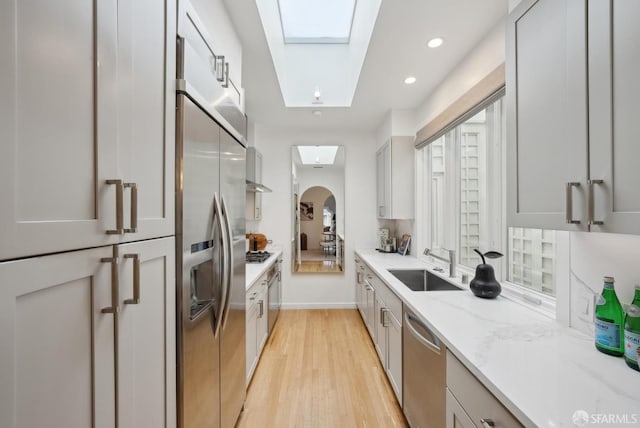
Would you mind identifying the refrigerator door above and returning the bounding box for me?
[176,93,223,428]
[219,128,247,428]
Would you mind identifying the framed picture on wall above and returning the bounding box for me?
[300,201,313,221]
[398,234,411,256]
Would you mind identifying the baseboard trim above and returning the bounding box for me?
[281,303,357,310]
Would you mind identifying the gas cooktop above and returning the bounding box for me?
[246,251,271,263]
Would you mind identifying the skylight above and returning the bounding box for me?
[278,0,356,44]
[297,146,339,165]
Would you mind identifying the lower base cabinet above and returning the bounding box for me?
[446,389,477,428]
[356,263,403,406]
[0,237,176,428]
[446,351,523,428]
[246,275,268,384]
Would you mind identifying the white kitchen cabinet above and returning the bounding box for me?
[587,0,640,234]
[446,351,523,428]
[376,137,415,219]
[0,246,115,428]
[507,0,640,234]
[0,237,175,428]
[506,0,588,232]
[0,0,175,262]
[117,237,176,428]
[374,293,388,367]
[386,309,403,404]
[355,258,364,317]
[359,265,403,405]
[246,275,268,384]
[363,273,376,338]
[446,389,477,428]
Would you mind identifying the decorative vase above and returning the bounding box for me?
[470,263,501,299]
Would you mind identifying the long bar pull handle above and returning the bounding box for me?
[379,307,385,325]
[216,55,225,82]
[123,254,140,305]
[480,419,495,428]
[220,196,234,328]
[588,179,604,226]
[258,300,264,318]
[405,312,441,354]
[222,62,230,88]
[212,193,226,338]
[101,246,120,313]
[123,182,138,233]
[565,182,581,224]
[106,180,124,235]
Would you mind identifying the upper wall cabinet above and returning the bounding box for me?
[377,137,415,219]
[507,0,640,235]
[0,0,176,261]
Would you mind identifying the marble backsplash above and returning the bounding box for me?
[570,232,640,336]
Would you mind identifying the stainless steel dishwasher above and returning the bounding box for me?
[403,306,446,428]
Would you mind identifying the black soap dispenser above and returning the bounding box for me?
[470,249,504,299]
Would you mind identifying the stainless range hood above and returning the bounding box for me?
[246,147,272,193]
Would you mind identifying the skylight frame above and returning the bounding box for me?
[277,0,357,45]
[297,146,340,165]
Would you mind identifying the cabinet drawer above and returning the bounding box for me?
[368,274,402,323]
[447,351,523,428]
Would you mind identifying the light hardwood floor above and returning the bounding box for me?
[296,261,341,273]
[237,309,407,428]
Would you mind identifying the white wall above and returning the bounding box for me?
[570,232,640,335]
[252,125,378,308]
[414,18,506,131]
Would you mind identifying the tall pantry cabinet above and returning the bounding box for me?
[0,1,177,427]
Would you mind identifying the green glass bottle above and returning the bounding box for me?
[594,276,625,356]
[623,286,640,371]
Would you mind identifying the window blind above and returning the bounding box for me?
[415,63,505,149]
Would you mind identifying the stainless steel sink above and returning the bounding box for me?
[387,269,463,292]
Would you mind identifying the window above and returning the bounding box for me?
[419,95,561,300]
[278,0,356,44]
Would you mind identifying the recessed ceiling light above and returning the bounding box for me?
[404,76,417,85]
[427,37,444,48]
[312,110,322,116]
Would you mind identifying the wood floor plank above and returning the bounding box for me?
[237,309,407,428]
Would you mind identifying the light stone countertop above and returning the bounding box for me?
[356,248,640,428]
[245,247,282,291]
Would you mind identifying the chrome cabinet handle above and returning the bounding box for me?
[588,179,604,226]
[380,308,389,327]
[123,182,138,233]
[379,307,384,325]
[480,419,495,428]
[216,55,225,82]
[258,300,264,318]
[378,206,385,217]
[101,246,120,313]
[565,182,581,224]
[106,179,124,235]
[222,62,229,88]
[123,254,140,305]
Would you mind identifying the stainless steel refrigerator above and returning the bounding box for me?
[176,3,246,427]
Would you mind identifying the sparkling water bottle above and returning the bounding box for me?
[623,286,640,370]
[594,276,625,356]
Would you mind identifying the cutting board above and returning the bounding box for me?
[246,233,268,251]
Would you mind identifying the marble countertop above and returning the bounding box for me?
[356,249,639,428]
[245,247,282,291]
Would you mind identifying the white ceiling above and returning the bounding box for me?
[223,0,508,132]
